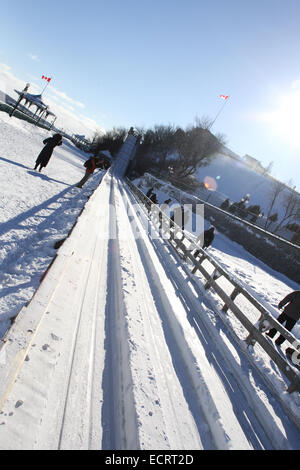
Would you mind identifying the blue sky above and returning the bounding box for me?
[0,0,300,189]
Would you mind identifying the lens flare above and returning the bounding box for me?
[203,176,217,191]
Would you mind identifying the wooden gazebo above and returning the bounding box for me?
[13,89,57,126]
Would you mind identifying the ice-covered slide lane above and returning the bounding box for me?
[0,170,297,449]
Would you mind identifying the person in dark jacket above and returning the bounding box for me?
[171,205,190,230]
[148,192,158,214]
[34,133,62,172]
[266,290,300,345]
[159,198,172,229]
[146,187,154,198]
[76,155,104,188]
[194,226,215,257]
[149,193,158,204]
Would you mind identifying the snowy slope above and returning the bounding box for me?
[0,111,104,337]
[0,115,299,450]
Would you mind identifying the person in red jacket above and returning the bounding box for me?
[76,155,103,188]
[266,290,300,345]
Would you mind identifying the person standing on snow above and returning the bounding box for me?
[159,198,172,229]
[171,205,190,230]
[148,192,158,214]
[266,290,300,345]
[34,133,62,172]
[146,187,154,198]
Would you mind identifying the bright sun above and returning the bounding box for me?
[258,88,300,149]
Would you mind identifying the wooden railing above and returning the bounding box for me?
[126,178,300,394]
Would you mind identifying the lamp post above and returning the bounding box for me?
[49,116,57,131]
[9,83,30,117]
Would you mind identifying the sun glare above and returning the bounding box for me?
[259,87,300,149]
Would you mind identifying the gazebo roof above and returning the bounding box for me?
[14,90,56,117]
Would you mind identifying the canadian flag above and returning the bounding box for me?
[42,75,51,82]
[220,94,229,100]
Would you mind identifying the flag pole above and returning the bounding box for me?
[209,96,230,130]
[41,77,52,96]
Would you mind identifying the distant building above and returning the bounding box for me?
[218,145,243,162]
[243,154,265,174]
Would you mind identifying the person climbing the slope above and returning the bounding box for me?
[266,290,300,346]
[76,155,104,188]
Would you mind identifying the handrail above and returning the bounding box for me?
[145,172,300,250]
[126,177,300,394]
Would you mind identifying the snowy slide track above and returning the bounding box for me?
[0,169,299,449]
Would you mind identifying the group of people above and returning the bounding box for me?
[34,134,111,188]
[145,187,215,247]
[144,186,300,356]
[34,143,300,357]
[146,188,192,231]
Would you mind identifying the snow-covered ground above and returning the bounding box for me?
[0,111,104,337]
[0,114,299,450]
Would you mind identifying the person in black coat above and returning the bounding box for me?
[146,187,154,198]
[159,198,172,229]
[148,192,158,214]
[266,290,300,345]
[34,133,63,172]
[170,205,190,230]
[194,226,215,257]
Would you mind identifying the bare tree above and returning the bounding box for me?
[273,190,300,233]
[92,127,128,156]
[264,179,285,230]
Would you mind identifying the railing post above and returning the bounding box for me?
[204,268,222,290]
[245,313,268,346]
[192,253,206,274]
[222,287,240,313]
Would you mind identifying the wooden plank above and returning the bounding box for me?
[200,276,300,392]
[222,287,240,313]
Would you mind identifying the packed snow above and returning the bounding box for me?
[0,112,299,450]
